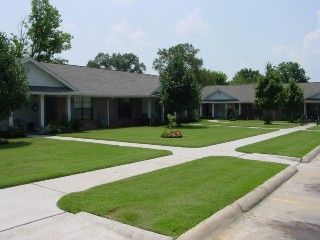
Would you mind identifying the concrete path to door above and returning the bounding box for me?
[0,124,315,240]
[214,154,320,240]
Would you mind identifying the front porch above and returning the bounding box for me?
[11,94,164,131]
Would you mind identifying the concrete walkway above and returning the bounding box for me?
[0,124,314,239]
[214,154,320,240]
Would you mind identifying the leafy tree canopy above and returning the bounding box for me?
[255,63,284,112]
[0,33,29,120]
[276,61,310,83]
[231,68,262,85]
[10,0,73,63]
[284,79,304,121]
[157,46,201,117]
[153,43,203,74]
[87,52,146,73]
[198,69,228,86]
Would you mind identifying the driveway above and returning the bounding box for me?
[214,155,320,240]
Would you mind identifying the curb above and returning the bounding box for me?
[301,146,320,163]
[177,165,298,240]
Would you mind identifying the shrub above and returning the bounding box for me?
[70,119,82,131]
[161,130,183,138]
[166,114,177,129]
[0,126,26,138]
[0,138,9,145]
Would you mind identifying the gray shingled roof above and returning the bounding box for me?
[38,61,320,101]
[202,83,320,103]
[41,62,160,97]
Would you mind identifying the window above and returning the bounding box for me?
[73,97,93,120]
[118,99,132,118]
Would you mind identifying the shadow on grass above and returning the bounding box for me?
[179,125,209,130]
[0,141,32,150]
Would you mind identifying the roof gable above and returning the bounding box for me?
[204,90,238,102]
[307,92,320,100]
[22,58,77,91]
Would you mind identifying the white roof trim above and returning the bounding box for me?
[21,58,79,92]
[203,89,239,101]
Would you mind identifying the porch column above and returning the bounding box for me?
[211,103,215,119]
[199,105,202,117]
[40,94,45,127]
[161,105,165,123]
[239,103,242,116]
[304,103,307,116]
[8,113,14,127]
[66,96,71,120]
[107,99,110,127]
[147,98,152,125]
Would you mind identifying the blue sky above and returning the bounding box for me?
[1,0,320,81]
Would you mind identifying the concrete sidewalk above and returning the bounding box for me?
[214,155,320,240]
[0,124,314,239]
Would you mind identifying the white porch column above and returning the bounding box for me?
[239,103,242,116]
[199,105,202,117]
[8,113,14,127]
[304,103,307,115]
[66,96,71,120]
[147,98,152,125]
[211,103,215,119]
[161,105,165,123]
[40,94,45,127]
[107,99,110,127]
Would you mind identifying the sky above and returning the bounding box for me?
[1,0,320,81]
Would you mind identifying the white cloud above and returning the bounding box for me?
[271,46,299,61]
[175,7,208,37]
[106,19,154,52]
[271,10,320,81]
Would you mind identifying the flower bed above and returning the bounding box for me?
[161,130,183,138]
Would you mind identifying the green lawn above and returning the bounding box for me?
[58,156,286,237]
[201,119,299,129]
[60,124,275,147]
[308,125,320,131]
[0,138,171,189]
[238,130,320,158]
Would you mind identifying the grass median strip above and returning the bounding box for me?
[59,124,274,147]
[0,137,171,189]
[58,156,286,237]
[237,130,320,158]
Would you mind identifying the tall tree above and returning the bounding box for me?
[157,48,201,122]
[255,63,284,124]
[0,33,29,121]
[10,19,30,59]
[231,68,262,85]
[284,79,304,122]
[87,52,146,73]
[27,0,73,63]
[153,43,203,74]
[276,62,310,83]
[198,69,227,86]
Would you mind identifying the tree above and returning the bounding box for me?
[255,63,284,124]
[276,62,310,83]
[231,68,262,85]
[27,0,73,63]
[153,43,203,74]
[10,19,30,59]
[0,33,29,122]
[87,52,146,73]
[198,69,227,86]
[284,79,304,122]
[158,51,201,123]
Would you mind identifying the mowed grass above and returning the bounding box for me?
[60,124,274,147]
[58,156,286,237]
[0,138,171,189]
[308,125,320,131]
[201,119,299,129]
[238,130,320,158]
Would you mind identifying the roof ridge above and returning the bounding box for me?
[42,62,159,77]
